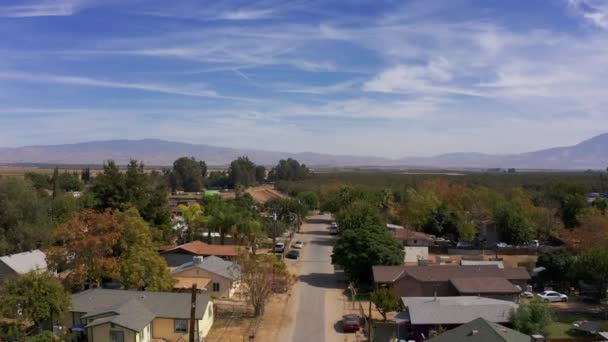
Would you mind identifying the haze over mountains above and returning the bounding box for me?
[0,134,607,170]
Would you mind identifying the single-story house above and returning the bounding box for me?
[404,246,429,265]
[160,240,240,267]
[0,249,48,283]
[426,317,531,342]
[389,226,435,247]
[400,296,518,342]
[172,256,240,299]
[373,265,530,301]
[62,289,214,342]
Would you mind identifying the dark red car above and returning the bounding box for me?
[342,314,361,332]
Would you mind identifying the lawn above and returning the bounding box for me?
[545,313,608,338]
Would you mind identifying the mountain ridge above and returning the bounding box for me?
[0,134,607,170]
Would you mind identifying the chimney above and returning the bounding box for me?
[530,335,546,342]
[193,256,204,265]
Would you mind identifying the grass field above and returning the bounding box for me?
[546,313,608,338]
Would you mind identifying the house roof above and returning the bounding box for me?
[172,255,240,280]
[392,228,434,242]
[461,260,505,269]
[372,266,406,283]
[174,277,211,290]
[449,277,521,295]
[72,289,210,330]
[85,299,155,332]
[0,249,47,274]
[373,265,530,283]
[402,296,518,325]
[427,317,530,342]
[161,241,239,257]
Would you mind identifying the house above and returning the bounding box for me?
[400,296,518,342]
[426,317,531,342]
[0,249,47,283]
[373,265,530,301]
[388,225,435,247]
[62,289,214,342]
[160,240,240,267]
[172,256,240,299]
[404,246,429,265]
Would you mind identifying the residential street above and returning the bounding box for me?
[279,213,354,342]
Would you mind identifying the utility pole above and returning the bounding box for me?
[368,297,373,342]
[189,283,197,342]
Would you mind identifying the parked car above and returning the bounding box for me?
[456,241,472,248]
[293,241,304,249]
[537,291,568,302]
[342,314,361,332]
[274,242,285,253]
[329,227,339,235]
[495,242,512,248]
[286,250,300,259]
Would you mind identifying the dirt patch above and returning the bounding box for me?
[206,302,257,342]
[246,185,287,204]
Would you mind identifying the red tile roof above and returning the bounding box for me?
[161,241,239,257]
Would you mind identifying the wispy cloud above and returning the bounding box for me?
[568,0,608,29]
[0,0,90,17]
[0,71,221,98]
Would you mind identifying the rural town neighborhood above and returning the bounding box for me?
[1,0,608,341]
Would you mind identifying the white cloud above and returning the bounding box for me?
[568,0,608,29]
[220,8,275,20]
[0,71,222,98]
[0,0,91,17]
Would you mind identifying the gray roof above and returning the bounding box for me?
[427,317,530,342]
[72,289,210,331]
[85,299,155,332]
[0,249,47,274]
[402,296,517,325]
[461,260,505,269]
[172,255,240,280]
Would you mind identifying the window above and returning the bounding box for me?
[174,319,188,333]
[110,331,124,342]
[212,282,220,292]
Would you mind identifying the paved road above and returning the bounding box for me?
[282,213,345,342]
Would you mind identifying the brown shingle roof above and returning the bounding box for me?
[372,266,406,283]
[373,265,530,283]
[161,240,239,257]
[450,277,521,295]
[392,229,434,242]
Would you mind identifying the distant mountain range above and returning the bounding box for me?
[0,134,607,170]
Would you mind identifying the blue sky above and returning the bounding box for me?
[0,0,607,157]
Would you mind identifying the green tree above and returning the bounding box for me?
[511,298,553,335]
[81,167,91,184]
[171,157,205,192]
[536,249,575,292]
[0,272,71,333]
[255,165,266,183]
[370,288,401,321]
[90,160,126,210]
[0,178,53,254]
[332,225,403,283]
[297,191,319,211]
[116,208,176,291]
[228,156,257,188]
[268,158,311,181]
[335,201,384,231]
[420,203,462,241]
[593,198,608,215]
[574,247,608,300]
[493,200,535,245]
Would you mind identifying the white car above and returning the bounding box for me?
[293,241,304,249]
[537,291,568,302]
[331,222,338,228]
[274,242,285,253]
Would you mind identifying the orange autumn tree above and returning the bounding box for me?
[47,209,122,289]
[561,209,608,253]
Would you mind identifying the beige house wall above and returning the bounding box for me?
[173,267,236,299]
[89,323,136,342]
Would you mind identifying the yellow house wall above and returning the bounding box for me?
[90,323,136,342]
[173,268,235,298]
